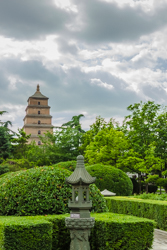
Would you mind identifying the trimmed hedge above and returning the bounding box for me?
[0,167,107,215]
[0,213,154,250]
[0,217,52,250]
[86,164,133,196]
[105,196,167,230]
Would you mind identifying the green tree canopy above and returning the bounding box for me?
[0,126,12,159]
[12,128,31,159]
[80,116,119,154]
[85,127,128,165]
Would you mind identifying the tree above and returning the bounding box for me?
[122,101,163,193]
[62,114,85,132]
[84,127,128,166]
[39,126,83,163]
[0,126,12,159]
[26,115,86,165]
[80,116,119,154]
[62,114,85,149]
[0,111,13,160]
[154,112,167,174]
[12,128,31,159]
[0,111,12,128]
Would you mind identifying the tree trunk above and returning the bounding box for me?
[145,174,148,194]
[138,173,141,194]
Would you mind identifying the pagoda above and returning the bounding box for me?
[23,84,53,145]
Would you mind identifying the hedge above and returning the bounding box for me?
[105,196,167,230]
[0,217,52,250]
[0,213,155,250]
[86,164,133,196]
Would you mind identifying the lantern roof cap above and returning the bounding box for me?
[66,155,96,185]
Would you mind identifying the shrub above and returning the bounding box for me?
[0,164,10,176]
[133,193,167,201]
[2,158,36,172]
[53,161,76,172]
[106,196,167,230]
[0,216,52,250]
[86,164,133,196]
[0,213,154,250]
[0,166,107,216]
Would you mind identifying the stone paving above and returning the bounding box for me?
[152,229,167,250]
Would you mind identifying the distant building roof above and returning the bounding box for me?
[29,84,48,100]
[101,189,116,196]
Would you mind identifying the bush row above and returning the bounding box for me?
[106,197,167,230]
[0,213,154,250]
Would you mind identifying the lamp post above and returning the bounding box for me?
[65,155,96,250]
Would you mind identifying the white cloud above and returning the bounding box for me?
[90,78,114,90]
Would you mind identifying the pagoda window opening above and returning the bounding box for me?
[38,130,41,134]
[83,191,87,201]
[38,120,41,124]
[38,141,41,145]
[38,111,40,114]
[75,191,78,201]
[38,101,40,105]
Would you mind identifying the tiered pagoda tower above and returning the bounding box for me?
[23,84,53,145]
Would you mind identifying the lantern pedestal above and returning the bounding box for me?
[65,217,95,250]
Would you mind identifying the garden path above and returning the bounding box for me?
[153,229,167,250]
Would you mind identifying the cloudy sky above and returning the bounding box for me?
[1,0,167,132]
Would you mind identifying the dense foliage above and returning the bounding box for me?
[84,127,128,166]
[0,166,107,216]
[134,193,167,201]
[3,101,167,195]
[0,164,10,176]
[0,213,154,250]
[52,161,77,172]
[0,126,12,159]
[106,196,167,230]
[86,164,133,196]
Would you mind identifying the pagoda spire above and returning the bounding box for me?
[37,84,40,92]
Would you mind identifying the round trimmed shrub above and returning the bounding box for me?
[0,166,107,216]
[86,164,133,196]
[53,161,76,172]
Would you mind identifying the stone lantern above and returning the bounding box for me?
[65,155,96,250]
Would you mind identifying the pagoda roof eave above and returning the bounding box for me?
[65,177,96,185]
[65,164,96,185]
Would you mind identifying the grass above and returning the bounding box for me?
[133,192,167,201]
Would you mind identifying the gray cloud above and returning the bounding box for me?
[0,0,74,40]
[0,58,141,118]
[0,0,167,44]
[69,0,167,44]
[57,38,78,55]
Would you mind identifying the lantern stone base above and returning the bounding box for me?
[65,217,95,250]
